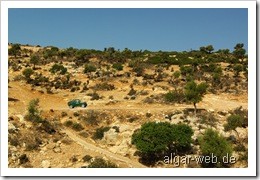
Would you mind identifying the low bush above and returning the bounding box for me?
[93,82,115,91]
[61,111,68,117]
[49,63,67,75]
[112,126,120,133]
[87,92,101,100]
[79,131,89,138]
[224,114,243,132]
[72,122,84,131]
[127,88,137,96]
[84,64,96,73]
[81,110,100,126]
[82,155,93,162]
[164,90,185,103]
[112,63,123,71]
[64,120,73,127]
[88,157,117,168]
[19,154,29,164]
[92,126,110,140]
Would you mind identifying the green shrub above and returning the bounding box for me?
[92,126,110,140]
[79,131,89,138]
[84,64,96,73]
[112,63,123,71]
[132,64,145,77]
[234,144,246,152]
[22,68,34,80]
[127,88,137,96]
[36,119,56,134]
[88,157,117,168]
[93,82,115,91]
[164,90,185,103]
[224,114,243,132]
[112,126,120,133]
[173,70,181,79]
[19,154,29,164]
[88,92,101,100]
[61,111,68,117]
[197,112,217,128]
[198,129,233,167]
[49,63,67,75]
[128,116,139,123]
[73,112,80,117]
[72,122,84,131]
[81,110,99,126]
[24,99,43,123]
[64,120,73,127]
[132,122,193,164]
[82,155,93,162]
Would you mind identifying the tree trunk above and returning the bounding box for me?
[193,102,197,116]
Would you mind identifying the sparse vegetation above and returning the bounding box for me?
[87,157,118,168]
[8,43,248,168]
[93,82,115,91]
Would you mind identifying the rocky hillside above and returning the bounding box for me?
[8,43,248,168]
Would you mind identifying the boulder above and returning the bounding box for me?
[41,160,51,168]
[102,128,118,145]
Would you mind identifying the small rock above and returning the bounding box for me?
[53,147,61,153]
[46,143,56,150]
[41,160,51,168]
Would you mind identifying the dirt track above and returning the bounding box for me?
[62,129,146,168]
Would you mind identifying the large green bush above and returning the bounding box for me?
[198,129,233,167]
[132,122,193,164]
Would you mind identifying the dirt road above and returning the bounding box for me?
[62,129,146,168]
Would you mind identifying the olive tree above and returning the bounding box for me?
[184,81,207,115]
[9,44,21,57]
[30,55,40,69]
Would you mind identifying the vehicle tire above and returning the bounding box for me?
[69,105,74,109]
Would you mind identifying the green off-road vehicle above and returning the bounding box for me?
[68,99,87,108]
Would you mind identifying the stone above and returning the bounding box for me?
[102,128,118,145]
[41,160,51,168]
[53,147,61,153]
[8,122,17,133]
